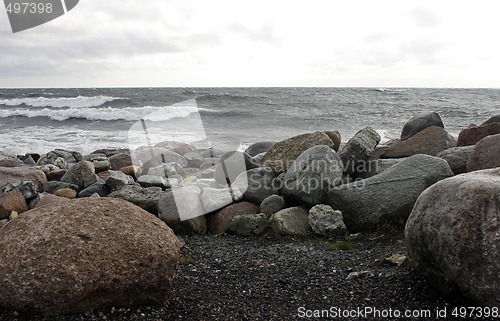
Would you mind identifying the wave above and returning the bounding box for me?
[0,95,122,108]
[0,105,199,122]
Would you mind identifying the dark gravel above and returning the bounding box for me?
[0,232,496,321]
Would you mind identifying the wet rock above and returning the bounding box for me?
[401,112,444,141]
[0,198,182,315]
[405,168,500,307]
[78,181,111,198]
[262,131,335,173]
[457,117,500,146]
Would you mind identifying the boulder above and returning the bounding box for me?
[338,126,380,175]
[147,163,177,178]
[262,131,335,173]
[3,181,39,201]
[282,145,343,206]
[437,146,475,175]
[233,167,280,205]
[171,144,197,156]
[260,194,286,215]
[0,191,28,219]
[401,112,444,141]
[154,140,189,151]
[92,148,130,158]
[108,185,167,214]
[184,152,205,168]
[457,120,500,146]
[138,175,175,189]
[381,126,456,158]
[36,149,81,168]
[0,166,47,190]
[214,151,260,185]
[44,181,79,194]
[200,187,243,213]
[0,157,23,167]
[133,148,187,172]
[54,188,77,199]
[0,198,182,315]
[157,188,206,234]
[326,154,454,232]
[467,133,500,172]
[109,152,135,170]
[244,141,276,157]
[78,181,111,198]
[120,165,142,178]
[356,159,402,179]
[105,170,130,191]
[46,169,66,181]
[207,201,260,234]
[228,213,269,236]
[269,207,311,236]
[308,204,347,237]
[34,193,71,208]
[83,154,110,173]
[324,131,342,152]
[199,148,226,159]
[60,161,96,191]
[405,168,500,306]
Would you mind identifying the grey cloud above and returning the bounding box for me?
[410,6,441,28]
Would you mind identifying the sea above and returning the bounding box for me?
[0,87,498,156]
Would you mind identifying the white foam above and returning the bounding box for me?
[0,95,120,108]
[0,105,199,122]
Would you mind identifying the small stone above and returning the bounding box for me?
[9,211,19,220]
[260,195,285,215]
[105,171,130,191]
[385,254,408,266]
[346,270,375,281]
[54,188,77,199]
[308,205,347,237]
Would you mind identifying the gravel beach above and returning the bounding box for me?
[1,230,494,321]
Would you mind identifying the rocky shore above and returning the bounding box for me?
[0,111,499,319]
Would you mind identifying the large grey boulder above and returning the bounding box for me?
[244,141,276,157]
[269,207,311,236]
[133,147,187,172]
[0,198,182,316]
[338,126,380,175]
[437,146,475,175]
[262,131,335,173]
[466,133,500,172]
[233,167,280,205]
[401,112,444,141]
[405,168,500,306]
[214,151,260,185]
[157,188,206,234]
[282,145,343,206]
[326,154,454,232]
[308,204,347,237]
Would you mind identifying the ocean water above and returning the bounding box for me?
[0,87,498,155]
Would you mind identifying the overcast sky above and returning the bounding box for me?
[1,0,499,88]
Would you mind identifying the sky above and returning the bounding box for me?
[0,0,499,88]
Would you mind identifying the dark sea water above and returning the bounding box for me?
[0,87,498,155]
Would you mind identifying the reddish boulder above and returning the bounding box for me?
[207,201,260,234]
[467,133,500,172]
[457,117,500,146]
[0,198,182,315]
[0,191,28,219]
[35,193,71,208]
[381,126,456,158]
[0,166,47,190]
